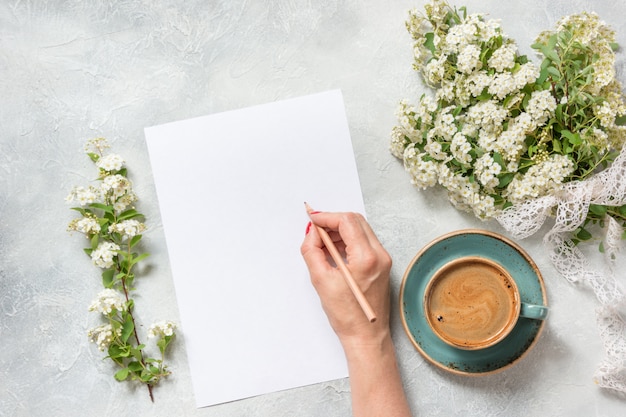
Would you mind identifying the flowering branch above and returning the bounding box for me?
[67,138,176,401]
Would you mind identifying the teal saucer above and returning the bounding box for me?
[400,229,547,375]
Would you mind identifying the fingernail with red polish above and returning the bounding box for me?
[310,211,321,215]
[305,221,312,235]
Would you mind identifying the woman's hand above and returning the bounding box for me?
[300,210,412,417]
[300,211,392,348]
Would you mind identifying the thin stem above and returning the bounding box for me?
[119,241,154,402]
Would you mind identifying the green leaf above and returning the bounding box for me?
[118,209,143,221]
[497,172,515,188]
[615,115,626,126]
[140,370,154,382]
[89,203,114,213]
[128,360,143,373]
[546,66,561,78]
[476,90,492,101]
[574,227,592,241]
[129,234,142,249]
[114,368,130,381]
[121,314,135,343]
[90,233,99,250]
[589,204,607,217]
[423,32,436,55]
[70,207,91,216]
[131,346,144,362]
[87,152,100,163]
[130,252,150,267]
[561,130,582,146]
[108,344,130,359]
[102,269,115,288]
[555,103,565,121]
[492,152,505,168]
[547,34,558,51]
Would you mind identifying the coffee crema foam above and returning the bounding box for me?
[426,258,519,348]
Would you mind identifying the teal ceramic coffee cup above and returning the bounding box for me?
[401,229,549,375]
[423,256,549,351]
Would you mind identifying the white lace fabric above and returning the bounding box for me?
[497,148,626,394]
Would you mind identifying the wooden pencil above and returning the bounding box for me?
[305,203,377,323]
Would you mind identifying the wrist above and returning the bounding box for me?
[341,329,394,363]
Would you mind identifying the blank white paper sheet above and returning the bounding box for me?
[144,90,365,407]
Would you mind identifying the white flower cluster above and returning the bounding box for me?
[392,0,626,220]
[88,288,126,315]
[65,176,137,212]
[100,174,136,211]
[87,323,121,351]
[65,186,99,206]
[67,216,101,235]
[66,139,137,213]
[91,241,120,269]
[84,137,110,154]
[505,154,575,203]
[108,219,146,238]
[147,321,177,339]
[96,154,124,172]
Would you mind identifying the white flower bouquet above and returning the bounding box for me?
[391,0,626,245]
[392,0,626,393]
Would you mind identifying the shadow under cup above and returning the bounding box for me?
[424,256,548,351]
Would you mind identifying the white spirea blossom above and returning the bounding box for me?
[474,154,502,190]
[424,139,448,161]
[101,174,131,199]
[147,321,177,339]
[403,147,439,189]
[65,186,98,206]
[450,133,473,164]
[513,62,540,89]
[465,72,491,97]
[505,154,575,203]
[457,44,482,74]
[84,137,110,154]
[89,288,126,315]
[488,43,517,72]
[100,174,137,211]
[109,219,146,238]
[91,241,120,269]
[424,54,447,85]
[87,324,121,351]
[69,217,101,235]
[527,90,557,124]
[96,154,124,172]
[390,127,409,159]
[488,72,516,100]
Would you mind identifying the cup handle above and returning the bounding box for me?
[520,302,549,320]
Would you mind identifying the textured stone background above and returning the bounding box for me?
[1,0,625,415]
